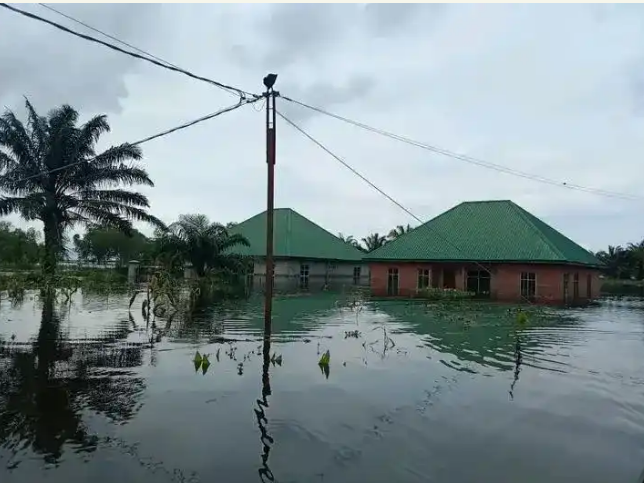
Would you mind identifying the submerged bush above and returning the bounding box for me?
[416,287,476,301]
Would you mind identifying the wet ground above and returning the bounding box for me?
[0,291,643,483]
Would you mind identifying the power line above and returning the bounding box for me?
[276,108,538,304]
[276,110,419,223]
[281,96,641,201]
[37,3,179,70]
[0,3,258,100]
[8,98,258,185]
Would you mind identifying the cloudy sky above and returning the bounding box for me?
[1,3,643,252]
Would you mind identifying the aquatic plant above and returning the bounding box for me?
[416,287,476,302]
[193,351,211,375]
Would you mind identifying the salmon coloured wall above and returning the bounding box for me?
[369,262,601,304]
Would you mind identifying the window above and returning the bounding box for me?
[563,273,570,303]
[353,266,361,286]
[573,273,579,300]
[467,270,491,297]
[417,269,430,290]
[387,268,399,296]
[520,272,536,300]
[586,274,592,299]
[299,263,310,290]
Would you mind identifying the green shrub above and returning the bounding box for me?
[416,287,476,301]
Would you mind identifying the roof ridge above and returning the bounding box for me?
[286,208,366,256]
[461,199,512,204]
[366,202,467,258]
[234,207,365,260]
[507,201,567,260]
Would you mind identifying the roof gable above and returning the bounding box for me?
[364,200,600,266]
[228,208,365,261]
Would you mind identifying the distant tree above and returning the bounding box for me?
[361,233,388,253]
[0,221,41,267]
[388,224,414,240]
[0,99,164,276]
[627,240,644,280]
[595,245,632,279]
[76,226,151,266]
[225,222,237,229]
[157,214,250,277]
[338,232,364,251]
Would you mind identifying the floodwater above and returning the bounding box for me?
[1,291,643,483]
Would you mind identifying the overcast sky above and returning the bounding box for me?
[1,3,643,252]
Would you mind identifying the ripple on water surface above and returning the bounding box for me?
[0,291,643,483]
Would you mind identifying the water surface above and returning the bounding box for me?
[1,292,643,482]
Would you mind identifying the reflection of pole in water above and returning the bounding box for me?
[255,331,275,482]
[509,336,522,400]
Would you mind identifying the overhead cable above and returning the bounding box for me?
[276,108,537,305]
[281,96,640,201]
[0,3,258,99]
[38,3,180,70]
[8,98,258,185]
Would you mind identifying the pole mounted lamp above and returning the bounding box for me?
[263,73,278,91]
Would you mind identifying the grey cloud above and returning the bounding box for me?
[0,3,163,114]
[279,75,376,124]
[257,4,356,70]
[363,3,448,37]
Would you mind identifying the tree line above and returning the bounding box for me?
[338,224,414,252]
[1,99,639,282]
[594,242,644,280]
[0,99,249,281]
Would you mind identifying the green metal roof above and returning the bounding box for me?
[227,208,365,261]
[364,200,601,266]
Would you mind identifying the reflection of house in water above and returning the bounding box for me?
[228,208,369,292]
[374,301,581,373]
[365,200,602,304]
[0,298,147,463]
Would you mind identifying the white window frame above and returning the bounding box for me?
[416,268,431,290]
[520,272,537,299]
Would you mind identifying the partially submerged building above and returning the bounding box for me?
[228,208,369,291]
[363,200,602,304]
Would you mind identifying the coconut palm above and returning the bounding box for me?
[627,240,644,280]
[388,224,413,240]
[160,214,250,277]
[595,245,630,279]
[0,99,163,275]
[338,232,364,251]
[361,233,388,253]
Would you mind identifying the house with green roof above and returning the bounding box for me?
[227,208,369,291]
[364,200,602,304]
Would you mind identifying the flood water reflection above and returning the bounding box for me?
[0,291,643,482]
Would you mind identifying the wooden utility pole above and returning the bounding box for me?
[263,73,278,336]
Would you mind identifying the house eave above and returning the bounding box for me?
[364,258,602,268]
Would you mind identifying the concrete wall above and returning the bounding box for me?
[251,258,370,292]
[369,262,601,304]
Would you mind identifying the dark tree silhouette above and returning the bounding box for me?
[157,214,250,277]
[0,293,146,463]
[361,233,388,253]
[0,99,164,275]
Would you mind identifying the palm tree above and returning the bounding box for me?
[0,99,164,276]
[388,224,413,240]
[160,214,250,277]
[627,240,644,280]
[595,245,631,279]
[361,233,387,253]
[338,232,364,251]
